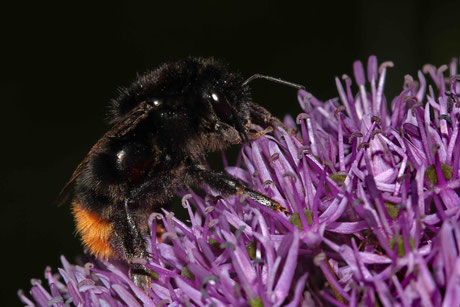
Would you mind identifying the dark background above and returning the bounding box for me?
[2,1,459,305]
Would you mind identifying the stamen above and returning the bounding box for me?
[334,106,346,118]
[297,145,311,159]
[348,132,363,144]
[371,116,382,126]
[370,129,384,140]
[357,142,370,151]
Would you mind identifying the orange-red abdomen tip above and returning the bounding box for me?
[72,202,114,260]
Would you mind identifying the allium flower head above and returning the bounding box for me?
[20,56,460,306]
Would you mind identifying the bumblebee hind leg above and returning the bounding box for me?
[112,199,152,289]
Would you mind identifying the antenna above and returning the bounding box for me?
[242,74,305,90]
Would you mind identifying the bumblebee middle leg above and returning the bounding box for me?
[188,166,290,216]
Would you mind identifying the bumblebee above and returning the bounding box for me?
[57,58,302,287]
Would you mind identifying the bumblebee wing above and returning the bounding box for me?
[54,134,109,206]
[55,102,151,206]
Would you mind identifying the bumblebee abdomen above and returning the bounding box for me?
[72,201,114,260]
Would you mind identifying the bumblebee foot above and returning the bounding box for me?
[274,202,291,216]
[247,126,273,140]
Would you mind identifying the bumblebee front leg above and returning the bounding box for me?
[189,166,290,216]
[112,200,151,288]
[247,102,295,134]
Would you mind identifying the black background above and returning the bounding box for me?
[2,1,459,305]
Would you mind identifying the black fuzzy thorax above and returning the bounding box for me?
[109,57,249,126]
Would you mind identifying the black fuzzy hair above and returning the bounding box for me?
[108,57,249,126]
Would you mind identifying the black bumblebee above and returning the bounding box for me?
[57,57,302,287]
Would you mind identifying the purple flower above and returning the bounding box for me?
[20,56,460,306]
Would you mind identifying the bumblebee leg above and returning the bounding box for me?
[247,102,295,134]
[113,200,152,288]
[189,167,290,216]
[247,126,273,140]
[131,264,151,289]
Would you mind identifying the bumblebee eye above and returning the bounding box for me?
[208,91,233,120]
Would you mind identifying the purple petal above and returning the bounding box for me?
[353,60,366,85]
[367,55,378,82]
